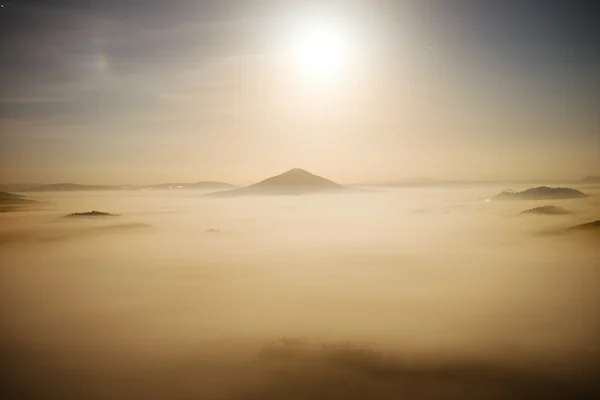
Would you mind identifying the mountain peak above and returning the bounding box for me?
[286,168,310,174]
[205,168,344,196]
[276,168,319,178]
[251,168,342,189]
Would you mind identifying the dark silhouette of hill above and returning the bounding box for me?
[540,220,600,238]
[24,183,119,192]
[566,220,600,233]
[64,211,119,218]
[206,168,345,197]
[143,181,234,190]
[0,191,36,205]
[520,205,570,215]
[494,186,587,200]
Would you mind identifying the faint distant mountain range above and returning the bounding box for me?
[0,183,43,192]
[23,183,119,192]
[362,175,600,187]
[206,168,345,197]
[581,176,600,184]
[1,175,597,192]
[0,181,234,192]
[142,181,235,190]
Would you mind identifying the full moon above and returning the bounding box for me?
[289,21,349,82]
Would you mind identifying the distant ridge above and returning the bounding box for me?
[143,181,235,190]
[206,168,345,197]
[581,176,600,184]
[16,181,235,192]
[23,183,118,192]
[0,183,43,192]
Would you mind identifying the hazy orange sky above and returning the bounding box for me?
[0,0,598,185]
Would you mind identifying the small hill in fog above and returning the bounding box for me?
[206,168,345,196]
[65,211,119,218]
[567,220,600,233]
[494,186,587,200]
[520,205,570,215]
[540,220,600,237]
[0,192,36,205]
[189,181,235,189]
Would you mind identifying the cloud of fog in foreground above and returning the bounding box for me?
[1,186,599,399]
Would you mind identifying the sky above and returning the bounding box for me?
[0,0,598,185]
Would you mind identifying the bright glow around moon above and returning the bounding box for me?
[285,16,354,83]
[292,25,347,80]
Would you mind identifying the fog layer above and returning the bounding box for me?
[1,186,599,399]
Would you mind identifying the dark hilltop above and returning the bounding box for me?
[64,211,119,218]
[540,220,600,237]
[520,205,570,215]
[494,186,587,201]
[566,220,600,234]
